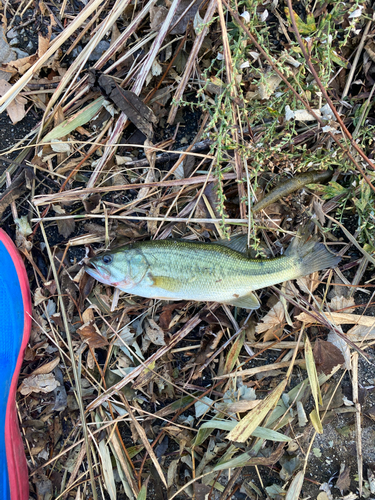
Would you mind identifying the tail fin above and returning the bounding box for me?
[285,225,341,275]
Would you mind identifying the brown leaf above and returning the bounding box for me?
[193,483,211,500]
[82,193,101,213]
[34,287,47,306]
[200,309,232,328]
[0,79,27,123]
[97,73,157,138]
[52,204,75,238]
[256,301,285,341]
[296,271,320,293]
[78,270,95,310]
[192,328,224,370]
[150,5,168,30]
[0,169,34,217]
[19,373,60,395]
[159,302,186,330]
[328,296,355,313]
[313,339,345,375]
[256,301,285,334]
[77,321,109,348]
[31,356,60,376]
[346,324,375,341]
[336,465,351,494]
[170,0,204,34]
[44,280,57,295]
[145,318,165,346]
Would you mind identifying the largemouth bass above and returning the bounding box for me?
[85,228,340,310]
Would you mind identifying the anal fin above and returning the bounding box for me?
[224,292,260,310]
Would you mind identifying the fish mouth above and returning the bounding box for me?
[85,263,132,289]
[85,263,113,285]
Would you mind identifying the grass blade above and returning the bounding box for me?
[226,379,287,442]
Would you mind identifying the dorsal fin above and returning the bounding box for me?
[214,234,249,255]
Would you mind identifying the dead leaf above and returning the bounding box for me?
[328,296,355,313]
[216,400,260,413]
[77,321,109,348]
[165,425,193,454]
[150,5,168,30]
[0,169,34,217]
[0,26,17,80]
[4,54,35,75]
[82,193,101,213]
[38,31,51,59]
[159,302,186,330]
[145,318,166,346]
[79,270,96,310]
[15,215,33,251]
[193,482,211,500]
[31,356,60,376]
[82,307,95,324]
[346,324,375,341]
[170,0,204,34]
[258,73,282,100]
[313,199,326,224]
[256,301,285,333]
[34,287,47,306]
[19,373,60,395]
[200,309,232,328]
[313,339,345,375]
[327,330,351,370]
[44,280,57,295]
[365,40,375,63]
[256,301,285,341]
[336,464,351,494]
[296,272,320,293]
[0,79,27,123]
[52,204,75,238]
[97,73,157,138]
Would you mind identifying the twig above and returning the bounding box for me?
[213,359,306,379]
[33,171,237,205]
[352,352,363,496]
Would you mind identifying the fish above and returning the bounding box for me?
[252,170,333,213]
[85,226,341,310]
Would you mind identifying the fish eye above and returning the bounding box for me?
[102,254,113,264]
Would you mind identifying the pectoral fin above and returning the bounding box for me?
[152,275,182,292]
[224,292,260,310]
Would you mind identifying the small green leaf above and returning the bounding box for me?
[137,484,147,500]
[213,451,254,471]
[200,421,291,441]
[321,181,348,199]
[285,9,316,35]
[42,96,105,143]
[330,50,348,68]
